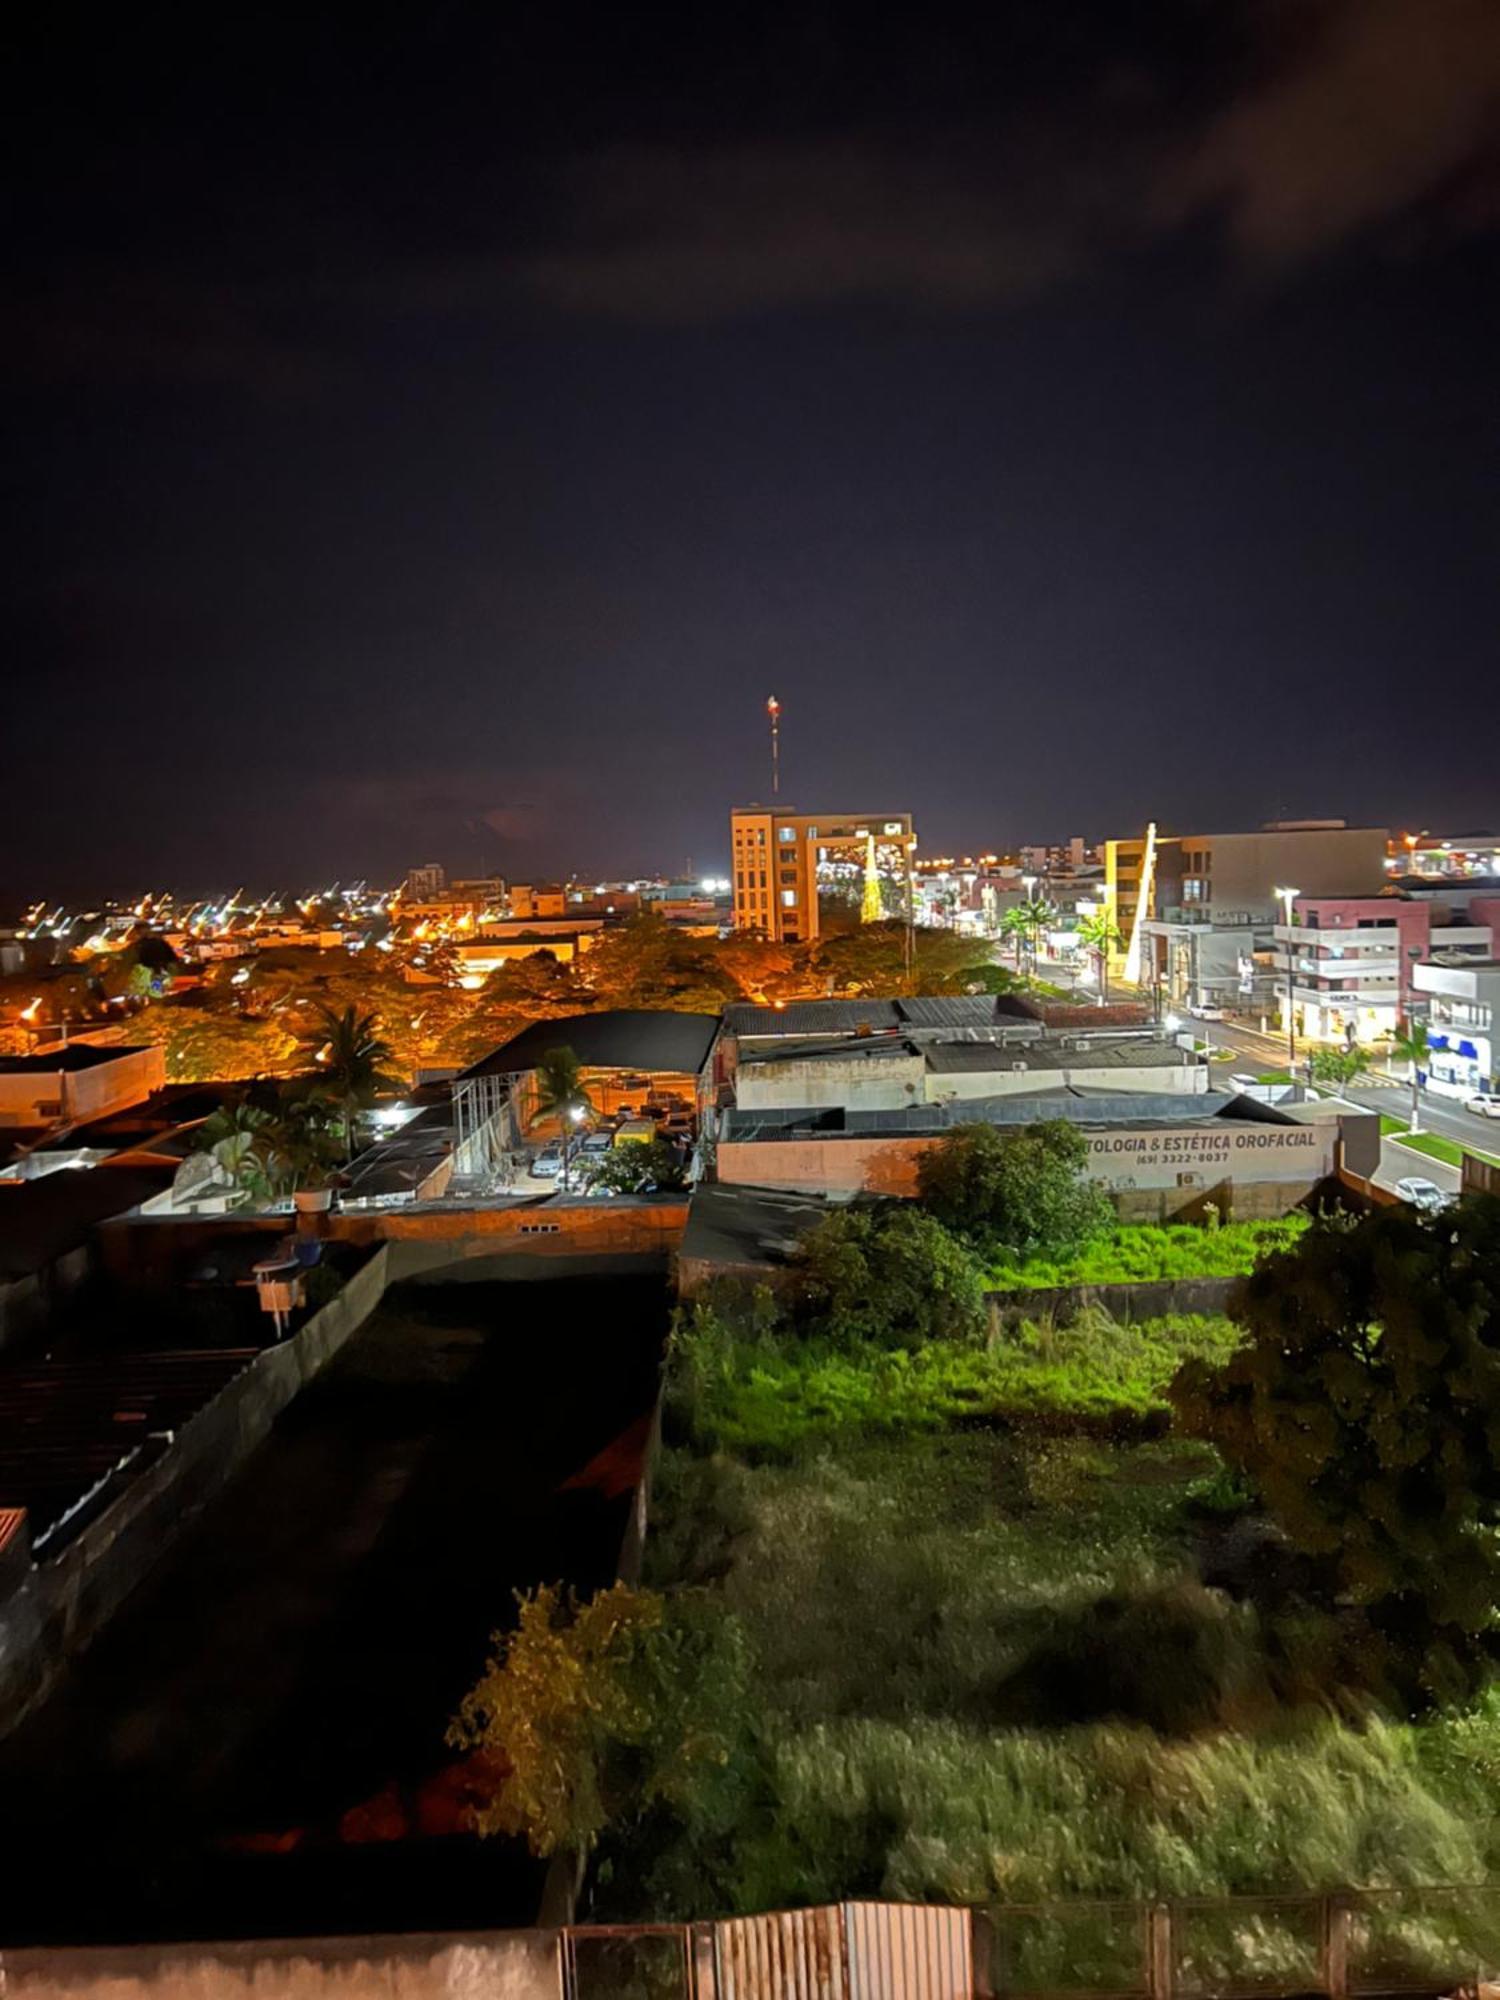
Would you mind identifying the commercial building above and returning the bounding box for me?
[1411,958,1500,1097]
[459,1009,722,1138]
[1273,893,1498,1047]
[1107,822,1387,954]
[730,806,915,943]
[1387,830,1500,880]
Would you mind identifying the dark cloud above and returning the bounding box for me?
[507,141,1104,322]
[1163,0,1500,260]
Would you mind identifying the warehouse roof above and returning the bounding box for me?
[723,1001,902,1037]
[461,1009,721,1079]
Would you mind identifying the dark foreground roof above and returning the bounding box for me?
[0,1044,152,1074]
[0,1166,174,1281]
[681,1183,831,1271]
[461,1009,721,1079]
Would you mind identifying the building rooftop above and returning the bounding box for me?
[461,1008,721,1079]
[0,1044,152,1075]
[721,1090,1253,1142]
[724,1000,902,1037]
[0,1165,175,1282]
[679,1183,834,1272]
[924,1037,1185,1074]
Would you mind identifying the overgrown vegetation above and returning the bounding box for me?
[451,1180,1500,1938]
[1173,1196,1500,1707]
[984,1217,1309,1289]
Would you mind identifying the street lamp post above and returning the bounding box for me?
[1275,886,1300,1074]
[564,1102,586,1188]
[1021,873,1037,982]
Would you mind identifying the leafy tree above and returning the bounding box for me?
[1390,1017,1431,1133]
[588,1136,688,1194]
[479,950,585,1019]
[794,1204,987,1347]
[448,1582,756,1859]
[811,921,984,998]
[584,912,737,1013]
[1171,1197,1500,1706]
[1076,910,1124,1004]
[915,1120,1113,1259]
[130,1001,300,1082]
[298,1002,400,1155]
[1310,1044,1371,1093]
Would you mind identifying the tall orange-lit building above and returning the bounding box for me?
[730,806,916,942]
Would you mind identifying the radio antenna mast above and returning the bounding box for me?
[766,694,781,797]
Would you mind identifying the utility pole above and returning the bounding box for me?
[766,695,781,797]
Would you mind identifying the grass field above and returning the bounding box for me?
[983,1218,1307,1291]
[1381,1120,1500,1172]
[603,1295,1500,1927]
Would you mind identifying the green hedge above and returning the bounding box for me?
[985,1218,1308,1290]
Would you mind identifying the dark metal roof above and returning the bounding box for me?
[0,1348,259,1546]
[895,995,1041,1028]
[460,1009,721,1079]
[723,1001,902,1037]
[680,1184,832,1270]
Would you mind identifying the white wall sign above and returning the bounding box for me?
[1084,1122,1331,1190]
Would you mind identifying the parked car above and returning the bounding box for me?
[529,1145,564,1178]
[580,1131,614,1157]
[1464,1093,1500,1120]
[1191,1004,1228,1022]
[662,1113,694,1140]
[1394,1175,1449,1213]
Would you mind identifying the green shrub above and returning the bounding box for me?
[917,1120,1114,1259]
[793,1205,987,1349]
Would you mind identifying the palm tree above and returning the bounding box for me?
[999,906,1031,970]
[299,1002,401,1157]
[1016,896,1057,984]
[533,1046,595,1176]
[1390,1018,1430,1133]
[1076,910,1124,1006]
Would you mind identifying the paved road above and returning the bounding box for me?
[1196,1017,1491,1150]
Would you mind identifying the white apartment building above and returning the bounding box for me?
[1411,959,1500,1098]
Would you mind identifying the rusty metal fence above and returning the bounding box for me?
[562,1890,1499,2000]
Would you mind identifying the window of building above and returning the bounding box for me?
[780,868,797,884]
[781,889,797,907]
[779,826,795,841]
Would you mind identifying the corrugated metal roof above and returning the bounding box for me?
[462,1009,721,1079]
[724,1002,901,1037]
[895,996,1001,1028]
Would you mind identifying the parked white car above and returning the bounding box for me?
[1191,1004,1228,1022]
[1394,1176,1450,1213]
[1463,1093,1500,1120]
[529,1145,565,1178]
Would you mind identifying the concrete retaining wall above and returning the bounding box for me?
[987,1274,1238,1328]
[0,1930,562,2000]
[0,1246,392,1736]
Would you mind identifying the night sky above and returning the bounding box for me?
[6,2,1498,898]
